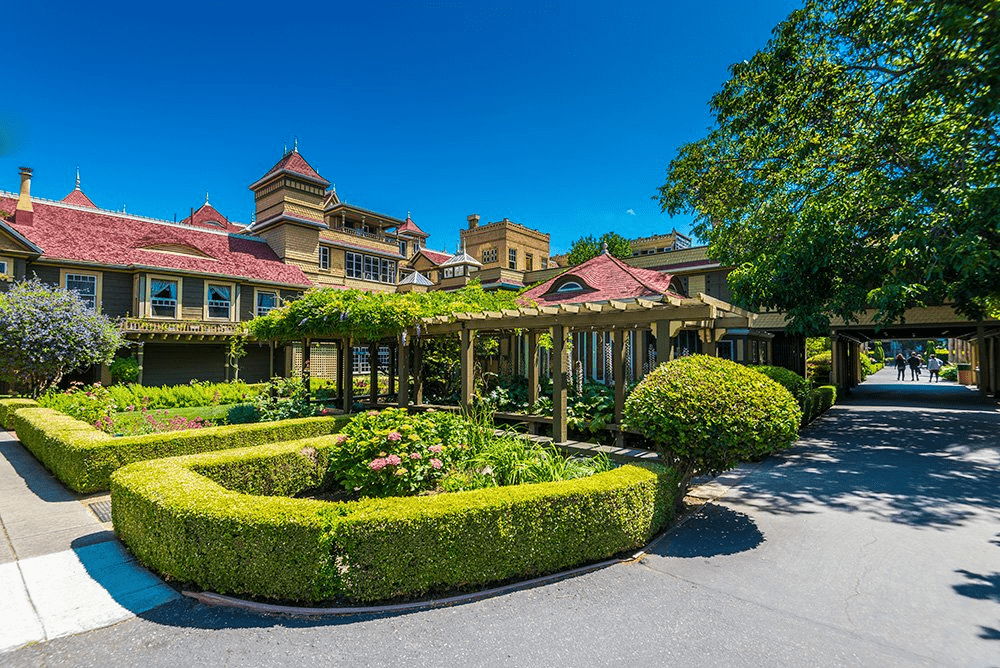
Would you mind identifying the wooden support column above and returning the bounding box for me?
[702,328,717,357]
[368,342,379,406]
[977,323,988,394]
[527,331,540,407]
[268,341,275,380]
[301,338,311,397]
[136,342,145,386]
[551,324,568,444]
[766,338,774,365]
[654,319,680,367]
[397,335,410,407]
[634,330,646,381]
[413,340,424,405]
[388,344,396,396]
[342,338,353,412]
[612,328,627,448]
[460,329,474,410]
[830,334,840,388]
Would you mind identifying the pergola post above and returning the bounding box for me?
[268,341,275,380]
[702,327,717,357]
[633,330,645,381]
[527,330,540,407]
[368,342,379,406]
[342,338,353,412]
[460,328,474,410]
[413,340,424,405]
[136,341,145,386]
[654,319,677,368]
[301,338,311,398]
[830,333,840,388]
[612,328,627,447]
[388,344,397,397]
[551,324,568,444]
[397,334,410,407]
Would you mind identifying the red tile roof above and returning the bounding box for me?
[396,214,429,237]
[414,248,451,265]
[0,196,310,287]
[62,188,97,208]
[519,252,683,305]
[253,149,329,187]
[180,202,246,233]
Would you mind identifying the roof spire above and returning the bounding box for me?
[283,143,288,155]
[293,138,298,152]
[601,240,609,255]
[205,192,210,204]
[75,167,80,191]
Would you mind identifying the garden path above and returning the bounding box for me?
[3,366,999,666]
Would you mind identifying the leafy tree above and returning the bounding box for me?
[658,0,999,334]
[0,280,124,397]
[566,232,633,266]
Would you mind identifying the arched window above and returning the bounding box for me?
[556,281,583,293]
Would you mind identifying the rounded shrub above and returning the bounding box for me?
[624,355,801,479]
[751,365,810,409]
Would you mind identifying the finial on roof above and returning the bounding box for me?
[407,211,411,219]
[283,143,288,155]
[205,192,210,204]
[601,241,609,255]
[332,183,336,193]
[122,203,127,214]
[75,167,80,191]
[294,138,298,152]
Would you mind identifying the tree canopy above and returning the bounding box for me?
[0,279,124,396]
[243,283,523,342]
[566,232,633,266]
[658,0,999,334]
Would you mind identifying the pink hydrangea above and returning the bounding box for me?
[385,454,402,466]
[409,452,422,460]
[387,431,402,442]
[430,458,443,470]
[369,458,387,471]
[428,444,443,454]
[334,434,349,444]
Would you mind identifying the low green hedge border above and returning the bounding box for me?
[8,406,350,493]
[111,438,684,603]
[805,385,837,423]
[0,398,39,430]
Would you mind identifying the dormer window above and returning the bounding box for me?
[556,281,584,293]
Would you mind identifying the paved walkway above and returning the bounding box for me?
[3,367,999,666]
[0,430,179,653]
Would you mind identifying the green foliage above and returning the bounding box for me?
[109,357,140,385]
[751,365,811,411]
[566,232,634,266]
[106,404,231,436]
[7,406,348,492]
[523,381,617,438]
[806,337,831,358]
[332,408,468,497]
[110,437,683,603]
[870,343,885,363]
[0,398,38,429]
[245,283,522,343]
[253,377,315,422]
[226,403,260,425]
[105,381,264,410]
[38,383,117,426]
[807,350,832,385]
[860,353,877,381]
[805,385,837,422]
[624,356,801,480]
[0,279,124,396]
[658,0,1000,331]
[940,364,958,382]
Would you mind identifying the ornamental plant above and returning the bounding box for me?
[751,365,811,412]
[331,408,468,497]
[0,279,123,397]
[624,355,801,485]
[38,382,118,426]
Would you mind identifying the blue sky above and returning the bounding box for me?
[2,0,799,255]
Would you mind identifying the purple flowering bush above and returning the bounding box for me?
[333,408,467,497]
[0,279,124,397]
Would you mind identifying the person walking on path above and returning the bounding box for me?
[908,352,922,381]
[927,353,943,382]
[895,353,907,381]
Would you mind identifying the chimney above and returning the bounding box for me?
[15,167,33,225]
[467,213,480,229]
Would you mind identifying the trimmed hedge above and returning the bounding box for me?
[751,365,810,409]
[111,438,683,603]
[804,385,837,423]
[8,407,350,493]
[0,398,39,430]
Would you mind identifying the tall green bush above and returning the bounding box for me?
[624,356,801,483]
[751,365,810,410]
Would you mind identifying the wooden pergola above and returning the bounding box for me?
[395,293,753,444]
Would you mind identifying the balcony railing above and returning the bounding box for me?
[120,318,243,337]
[328,224,396,245]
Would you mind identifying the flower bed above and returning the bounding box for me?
[5,404,350,493]
[110,437,683,603]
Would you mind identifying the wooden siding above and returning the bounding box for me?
[28,263,60,285]
[142,342,227,385]
[100,270,133,318]
[181,276,204,320]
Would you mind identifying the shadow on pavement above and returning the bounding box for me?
[647,504,764,558]
[0,438,82,503]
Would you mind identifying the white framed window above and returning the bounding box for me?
[148,276,180,318]
[556,281,583,293]
[205,283,234,320]
[482,248,498,263]
[345,251,397,284]
[542,259,549,269]
[346,251,363,278]
[62,270,101,313]
[0,257,11,278]
[255,289,278,317]
[319,246,331,270]
[508,248,517,270]
[399,240,408,257]
[364,255,376,281]
[443,267,454,278]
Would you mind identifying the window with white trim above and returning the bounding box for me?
[65,273,98,312]
[0,259,9,277]
[399,240,408,257]
[319,246,331,270]
[443,267,454,278]
[345,251,397,284]
[482,248,497,263]
[542,259,549,269]
[508,248,517,270]
[150,278,178,318]
[206,284,232,320]
[256,290,278,317]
